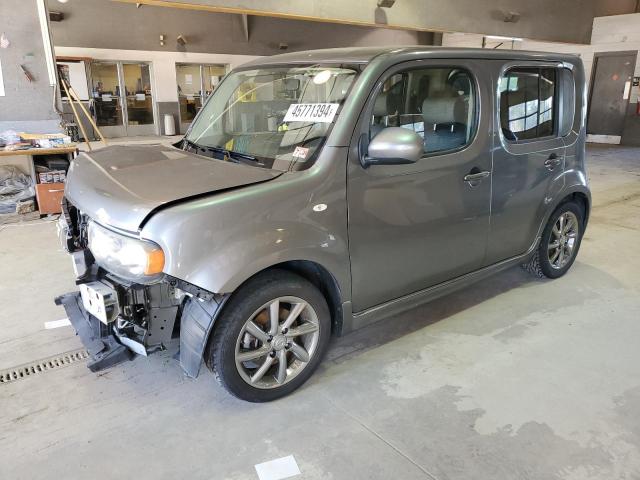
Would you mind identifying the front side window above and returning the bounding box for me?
[370,67,476,155]
[500,67,556,141]
[185,65,359,170]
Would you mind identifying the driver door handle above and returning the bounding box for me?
[463,170,491,183]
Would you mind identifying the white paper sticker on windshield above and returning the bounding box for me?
[292,146,309,159]
[284,103,339,123]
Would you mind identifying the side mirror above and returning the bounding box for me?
[362,127,423,168]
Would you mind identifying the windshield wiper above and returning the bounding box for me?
[205,145,264,167]
[182,138,204,153]
[183,139,264,167]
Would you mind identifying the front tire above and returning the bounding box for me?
[206,269,331,402]
[523,200,585,279]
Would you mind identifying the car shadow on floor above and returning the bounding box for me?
[321,257,623,374]
[323,265,545,367]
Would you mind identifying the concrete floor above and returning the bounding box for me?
[1,144,639,479]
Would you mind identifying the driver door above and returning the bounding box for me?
[347,60,493,312]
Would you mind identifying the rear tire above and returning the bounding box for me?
[523,200,584,279]
[206,269,331,402]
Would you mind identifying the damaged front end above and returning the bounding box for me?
[55,198,224,376]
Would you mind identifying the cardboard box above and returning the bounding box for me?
[38,170,66,184]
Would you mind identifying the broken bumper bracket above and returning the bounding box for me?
[54,292,133,372]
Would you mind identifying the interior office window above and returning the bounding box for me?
[203,65,226,98]
[500,67,556,141]
[177,64,203,124]
[370,67,476,154]
[90,62,123,127]
[177,64,227,124]
[122,63,154,125]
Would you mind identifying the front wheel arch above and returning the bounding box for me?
[264,260,344,335]
[179,260,345,379]
[205,268,332,401]
[220,260,344,336]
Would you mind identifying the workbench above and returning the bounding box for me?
[0,145,78,215]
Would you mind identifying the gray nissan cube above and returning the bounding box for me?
[56,47,590,402]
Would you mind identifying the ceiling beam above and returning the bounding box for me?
[111,0,595,44]
[112,0,443,33]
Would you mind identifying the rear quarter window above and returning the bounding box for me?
[559,68,576,137]
[499,67,557,142]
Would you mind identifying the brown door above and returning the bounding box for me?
[587,52,637,136]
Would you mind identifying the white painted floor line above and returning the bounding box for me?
[44,318,71,329]
[0,218,59,228]
[254,455,301,480]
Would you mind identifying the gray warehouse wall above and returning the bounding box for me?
[115,0,604,44]
[622,102,640,146]
[0,0,60,133]
[50,0,433,55]
[594,0,640,17]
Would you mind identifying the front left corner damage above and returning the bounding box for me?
[54,292,133,371]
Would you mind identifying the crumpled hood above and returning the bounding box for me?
[65,144,282,232]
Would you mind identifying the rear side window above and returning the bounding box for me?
[500,67,556,141]
[370,67,477,155]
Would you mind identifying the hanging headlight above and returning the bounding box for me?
[88,221,165,283]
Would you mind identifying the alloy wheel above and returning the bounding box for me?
[548,211,579,270]
[234,296,321,389]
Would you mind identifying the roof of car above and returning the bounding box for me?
[239,46,580,69]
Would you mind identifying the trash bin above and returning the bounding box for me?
[164,114,176,136]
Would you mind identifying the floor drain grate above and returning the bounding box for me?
[0,348,89,385]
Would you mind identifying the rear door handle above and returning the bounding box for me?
[544,153,561,170]
[463,170,491,183]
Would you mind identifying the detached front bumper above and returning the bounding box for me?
[56,197,185,373]
[55,292,133,372]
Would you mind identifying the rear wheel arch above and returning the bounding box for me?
[540,188,590,238]
[522,188,590,271]
[523,197,585,278]
[550,190,590,228]
[568,191,590,225]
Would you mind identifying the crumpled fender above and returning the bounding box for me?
[179,294,229,378]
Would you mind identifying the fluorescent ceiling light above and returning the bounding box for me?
[485,35,523,42]
[36,0,57,86]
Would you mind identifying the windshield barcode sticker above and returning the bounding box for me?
[283,103,339,123]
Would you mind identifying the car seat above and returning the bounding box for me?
[370,92,389,139]
[422,94,469,153]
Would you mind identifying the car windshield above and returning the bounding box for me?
[184,64,359,170]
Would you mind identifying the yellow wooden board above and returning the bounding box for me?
[0,145,78,157]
